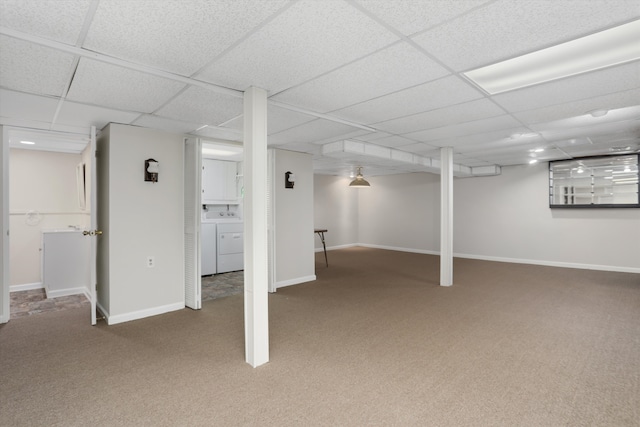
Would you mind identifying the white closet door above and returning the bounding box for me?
[89,126,97,325]
[184,138,202,309]
[267,149,276,293]
[0,126,8,323]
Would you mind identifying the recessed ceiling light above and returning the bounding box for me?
[589,109,608,117]
[463,20,640,94]
[20,140,36,145]
[528,159,538,164]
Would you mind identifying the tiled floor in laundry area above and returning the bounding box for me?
[201,270,244,301]
[9,271,245,320]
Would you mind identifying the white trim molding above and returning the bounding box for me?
[10,282,43,292]
[275,275,316,289]
[103,302,184,325]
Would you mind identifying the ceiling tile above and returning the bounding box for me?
[190,126,242,142]
[350,131,392,141]
[452,129,546,152]
[132,114,202,135]
[271,41,449,112]
[561,139,640,157]
[412,0,640,71]
[513,89,640,125]
[66,58,185,113]
[268,118,362,146]
[197,0,399,93]
[537,116,640,143]
[272,141,322,156]
[397,143,436,154]
[403,115,521,143]
[84,0,289,76]
[154,85,242,125]
[0,0,92,45]
[0,36,75,97]
[492,62,640,113]
[354,0,491,36]
[375,98,505,134]
[56,100,140,129]
[0,89,58,123]
[334,75,483,124]
[219,104,315,135]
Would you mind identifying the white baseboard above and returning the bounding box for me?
[45,287,86,298]
[10,282,43,292]
[314,243,358,253]
[105,301,185,325]
[357,243,439,256]
[351,244,639,274]
[453,252,640,274]
[275,275,316,289]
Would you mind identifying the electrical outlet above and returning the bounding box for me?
[147,256,155,268]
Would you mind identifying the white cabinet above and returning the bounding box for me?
[202,159,238,204]
[42,230,90,298]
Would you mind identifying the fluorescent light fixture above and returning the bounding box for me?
[20,140,36,145]
[528,159,538,164]
[464,20,640,94]
[202,144,242,157]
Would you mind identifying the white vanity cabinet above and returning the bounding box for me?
[42,230,90,298]
[202,159,238,204]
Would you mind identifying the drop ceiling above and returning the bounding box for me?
[0,0,638,177]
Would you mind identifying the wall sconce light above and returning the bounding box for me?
[145,158,159,183]
[285,171,295,189]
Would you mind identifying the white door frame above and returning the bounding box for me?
[0,126,9,323]
[184,137,202,310]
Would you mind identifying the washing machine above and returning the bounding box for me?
[217,222,244,273]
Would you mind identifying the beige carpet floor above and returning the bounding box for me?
[0,247,638,426]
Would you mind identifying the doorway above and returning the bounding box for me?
[1,126,97,324]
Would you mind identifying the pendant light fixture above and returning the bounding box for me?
[349,166,370,188]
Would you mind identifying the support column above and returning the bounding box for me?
[243,87,269,367]
[440,147,453,287]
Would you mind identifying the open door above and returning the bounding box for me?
[0,126,9,323]
[88,126,98,325]
[184,137,202,309]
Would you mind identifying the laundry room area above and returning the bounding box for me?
[199,141,245,302]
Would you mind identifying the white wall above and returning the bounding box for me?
[454,163,640,271]
[313,174,358,250]
[273,149,315,287]
[314,164,640,272]
[358,172,440,253]
[98,124,184,324]
[9,149,87,287]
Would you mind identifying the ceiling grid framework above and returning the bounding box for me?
[0,0,638,176]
